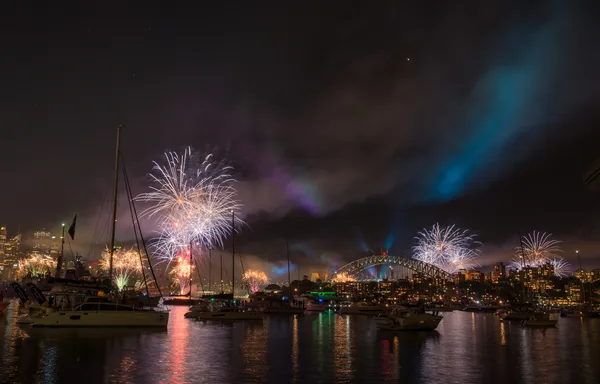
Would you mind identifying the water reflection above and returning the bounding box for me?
[1,304,599,383]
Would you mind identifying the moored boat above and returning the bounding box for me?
[520,313,558,327]
[339,302,384,315]
[376,307,443,331]
[32,296,168,327]
[187,307,263,321]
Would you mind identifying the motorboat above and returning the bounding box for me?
[339,302,385,315]
[501,310,533,321]
[376,307,443,331]
[462,304,501,312]
[521,313,558,327]
[187,307,263,321]
[31,296,169,328]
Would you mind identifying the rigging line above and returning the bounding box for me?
[120,153,163,299]
[121,158,150,297]
[193,258,205,293]
[88,184,112,259]
[238,250,249,295]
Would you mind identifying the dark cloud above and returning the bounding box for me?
[1,2,600,273]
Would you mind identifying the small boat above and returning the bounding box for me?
[520,313,558,328]
[187,307,263,321]
[339,302,385,315]
[305,302,330,312]
[377,308,443,331]
[462,304,501,313]
[31,296,169,328]
[501,310,533,321]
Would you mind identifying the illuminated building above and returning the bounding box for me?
[491,262,505,283]
[310,272,320,282]
[0,227,21,280]
[33,229,59,256]
[566,282,582,302]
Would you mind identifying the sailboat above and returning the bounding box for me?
[185,211,263,321]
[163,241,201,306]
[263,239,304,315]
[32,127,169,328]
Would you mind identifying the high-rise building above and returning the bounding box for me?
[491,262,506,283]
[0,227,21,280]
[33,229,59,256]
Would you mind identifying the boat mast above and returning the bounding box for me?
[189,240,193,297]
[108,126,121,288]
[287,238,291,302]
[231,210,235,299]
[208,247,212,292]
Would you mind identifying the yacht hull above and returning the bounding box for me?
[186,311,263,320]
[32,310,169,327]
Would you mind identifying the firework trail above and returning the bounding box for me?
[412,223,481,273]
[511,231,571,277]
[17,252,57,279]
[100,247,143,290]
[332,272,356,283]
[243,269,269,293]
[169,256,195,295]
[136,147,243,265]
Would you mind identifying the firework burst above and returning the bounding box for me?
[169,256,195,295]
[412,223,481,273]
[100,247,143,291]
[243,269,268,293]
[511,231,570,277]
[17,252,57,279]
[136,147,243,265]
[332,272,356,283]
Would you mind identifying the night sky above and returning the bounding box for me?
[2,2,600,275]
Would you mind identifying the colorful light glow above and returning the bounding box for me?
[17,252,57,279]
[99,247,143,291]
[412,223,481,273]
[510,231,571,277]
[243,269,268,293]
[136,147,244,266]
[332,272,356,283]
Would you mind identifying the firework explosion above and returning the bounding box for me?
[136,147,243,266]
[169,255,195,294]
[100,247,143,290]
[332,272,356,283]
[510,231,571,277]
[243,269,268,293]
[412,223,481,274]
[17,252,57,279]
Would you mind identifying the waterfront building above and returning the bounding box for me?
[491,262,506,284]
[566,282,582,302]
[0,227,21,280]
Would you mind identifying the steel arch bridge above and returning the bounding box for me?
[335,254,452,280]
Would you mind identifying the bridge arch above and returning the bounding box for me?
[334,254,452,280]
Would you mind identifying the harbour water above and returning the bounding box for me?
[1,304,599,383]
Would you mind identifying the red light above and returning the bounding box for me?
[383,251,387,255]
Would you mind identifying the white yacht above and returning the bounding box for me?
[376,307,443,331]
[339,302,384,315]
[31,297,169,328]
[187,307,263,321]
[305,301,330,312]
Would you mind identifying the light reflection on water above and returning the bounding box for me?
[1,302,599,383]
